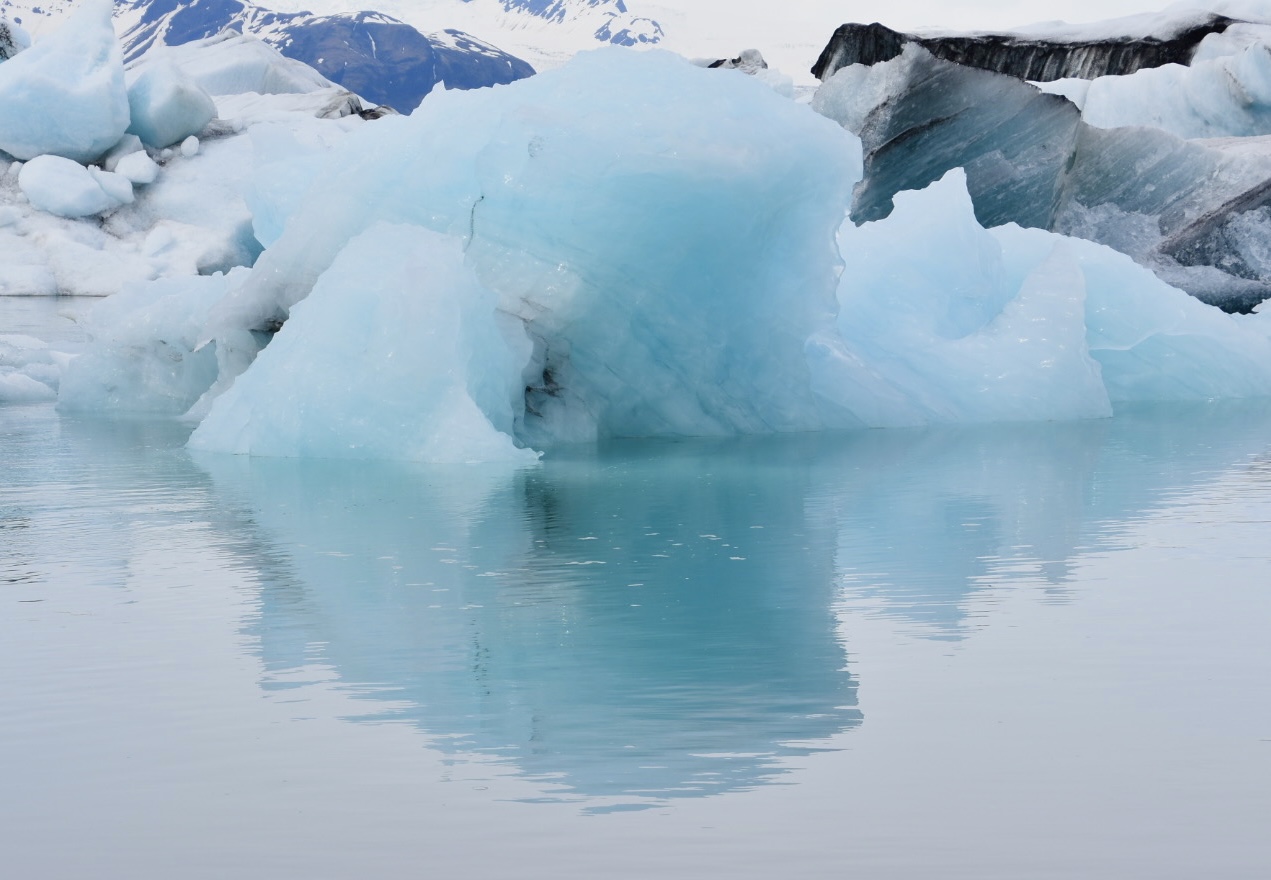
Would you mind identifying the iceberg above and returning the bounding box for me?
[186,49,864,457]
[0,28,369,297]
[54,50,1271,463]
[125,59,218,149]
[0,0,129,163]
[17,155,133,218]
[833,170,1271,423]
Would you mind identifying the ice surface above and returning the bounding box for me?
[147,31,335,98]
[1061,41,1271,139]
[113,149,159,185]
[58,270,247,414]
[17,155,132,217]
[0,0,128,162]
[0,29,364,297]
[0,332,58,403]
[29,50,1271,461]
[126,59,217,149]
[188,225,538,463]
[832,170,1271,422]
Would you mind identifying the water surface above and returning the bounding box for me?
[2,304,1270,878]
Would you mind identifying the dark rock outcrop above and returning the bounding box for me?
[0,17,26,61]
[812,14,1241,82]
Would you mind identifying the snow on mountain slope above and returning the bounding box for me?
[1,0,535,110]
[11,1,1271,88]
[113,0,533,110]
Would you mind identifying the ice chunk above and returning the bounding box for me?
[831,170,1271,421]
[0,0,129,162]
[99,133,145,172]
[831,171,1111,425]
[1075,41,1271,138]
[0,371,55,404]
[0,334,59,404]
[58,270,247,414]
[126,60,217,149]
[18,155,132,217]
[189,224,538,463]
[113,150,160,185]
[145,32,335,98]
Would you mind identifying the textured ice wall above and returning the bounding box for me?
[188,225,537,463]
[0,0,129,162]
[194,49,866,457]
[832,170,1271,424]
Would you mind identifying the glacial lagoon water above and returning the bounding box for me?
[2,301,1271,879]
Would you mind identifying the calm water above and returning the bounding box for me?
[2,302,1270,878]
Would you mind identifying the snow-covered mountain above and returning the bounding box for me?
[114,0,534,110]
[1,0,535,110]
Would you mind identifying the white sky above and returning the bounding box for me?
[629,0,1229,82]
[765,0,1186,33]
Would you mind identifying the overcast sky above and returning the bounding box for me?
[818,0,1184,32]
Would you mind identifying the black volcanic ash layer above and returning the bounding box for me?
[812,14,1241,82]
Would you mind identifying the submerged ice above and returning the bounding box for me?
[47,48,1271,461]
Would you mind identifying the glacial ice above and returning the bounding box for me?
[835,171,1271,420]
[18,155,133,217]
[1038,38,1271,139]
[188,225,538,463]
[190,49,864,456]
[2,37,1271,462]
[52,49,1271,463]
[125,59,217,149]
[57,270,247,414]
[0,0,129,162]
[0,26,367,298]
[151,31,335,97]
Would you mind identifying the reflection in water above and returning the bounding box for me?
[7,396,1271,810]
[812,402,1271,636]
[198,443,863,807]
[189,400,1271,806]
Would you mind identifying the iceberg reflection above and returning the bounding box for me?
[198,442,862,806]
[193,400,1271,804]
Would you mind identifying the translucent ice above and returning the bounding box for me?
[189,225,537,463]
[126,59,217,149]
[18,155,132,217]
[833,170,1271,422]
[52,52,1271,461]
[0,0,129,162]
[1066,41,1271,139]
[58,270,247,414]
[196,49,864,453]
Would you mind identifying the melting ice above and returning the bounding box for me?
[5,6,1271,459]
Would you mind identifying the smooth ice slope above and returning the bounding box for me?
[126,60,217,149]
[0,0,128,162]
[188,225,536,463]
